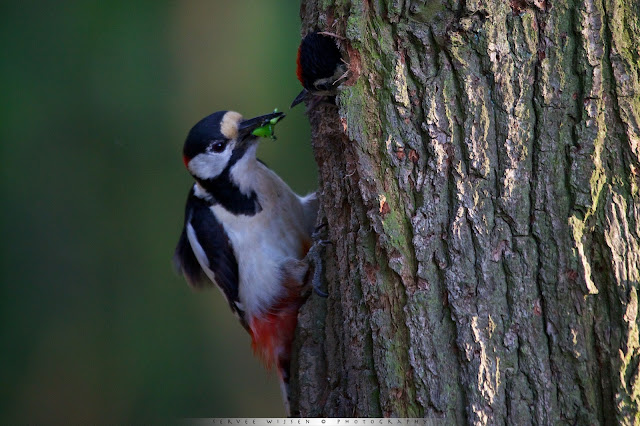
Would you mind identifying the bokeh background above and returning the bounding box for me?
[0,1,316,422]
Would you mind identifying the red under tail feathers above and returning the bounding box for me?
[249,289,303,379]
[249,238,312,379]
[295,44,304,86]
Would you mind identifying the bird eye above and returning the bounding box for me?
[211,141,226,153]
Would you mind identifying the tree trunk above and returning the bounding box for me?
[290,0,640,424]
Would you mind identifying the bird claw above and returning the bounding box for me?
[306,227,331,298]
[313,284,328,298]
[312,222,328,238]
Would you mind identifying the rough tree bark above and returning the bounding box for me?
[290,0,640,424]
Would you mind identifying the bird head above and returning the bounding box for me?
[182,110,284,181]
[291,31,346,108]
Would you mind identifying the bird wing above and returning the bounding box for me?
[173,187,246,326]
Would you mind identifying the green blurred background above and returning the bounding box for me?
[0,1,316,422]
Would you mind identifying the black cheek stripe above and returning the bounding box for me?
[196,142,262,216]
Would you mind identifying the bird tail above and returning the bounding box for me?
[249,286,304,416]
[277,358,292,416]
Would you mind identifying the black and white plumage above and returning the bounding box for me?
[174,186,246,325]
[173,110,318,414]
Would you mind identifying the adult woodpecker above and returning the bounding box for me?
[291,31,348,108]
[173,110,318,413]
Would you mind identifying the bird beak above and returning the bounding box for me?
[290,89,308,108]
[237,111,286,140]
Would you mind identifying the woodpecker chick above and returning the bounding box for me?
[174,110,318,414]
[291,31,348,108]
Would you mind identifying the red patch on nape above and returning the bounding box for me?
[248,282,305,377]
[182,154,190,169]
[295,44,304,85]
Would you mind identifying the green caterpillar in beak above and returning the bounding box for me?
[251,109,284,140]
